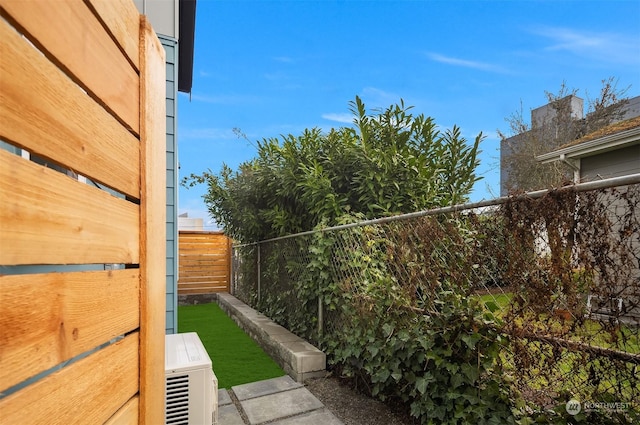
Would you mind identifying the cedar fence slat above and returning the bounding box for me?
[179,260,229,267]
[0,333,139,425]
[180,243,231,250]
[0,15,140,198]
[104,396,140,425]
[179,287,230,295]
[179,264,229,271]
[0,270,140,391]
[182,276,227,287]
[182,277,227,289]
[86,0,141,71]
[0,148,139,266]
[0,0,140,134]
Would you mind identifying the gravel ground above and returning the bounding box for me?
[305,374,419,425]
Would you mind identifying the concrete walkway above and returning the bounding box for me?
[218,376,343,424]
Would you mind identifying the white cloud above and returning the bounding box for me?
[426,53,508,73]
[530,26,640,65]
[321,113,353,124]
[358,87,405,108]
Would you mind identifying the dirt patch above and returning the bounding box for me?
[305,374,418,425]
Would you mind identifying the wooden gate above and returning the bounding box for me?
[179,231,232,295]
[0,1,166,423]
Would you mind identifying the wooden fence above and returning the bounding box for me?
[179,231,232,294]
[0,1,166,424]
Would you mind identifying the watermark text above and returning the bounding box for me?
[565,399,631,415]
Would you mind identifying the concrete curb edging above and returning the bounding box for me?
[216,293,327,382]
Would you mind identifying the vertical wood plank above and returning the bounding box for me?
[138,16,166,425]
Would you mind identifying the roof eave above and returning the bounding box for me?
[536,127,640,164]
[178,0,196,94]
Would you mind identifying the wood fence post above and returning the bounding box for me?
[139,15,166,425]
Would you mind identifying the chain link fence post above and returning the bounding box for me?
[256,243,261,304]
[318,289,323,338]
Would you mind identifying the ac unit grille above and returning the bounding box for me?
[165,333,217,425]
[166,374,190,424]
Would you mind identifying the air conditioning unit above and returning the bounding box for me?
[165,332,218,425]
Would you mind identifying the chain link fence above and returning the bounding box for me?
[232,176,639,420]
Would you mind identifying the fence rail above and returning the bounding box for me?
[232,176,640,420]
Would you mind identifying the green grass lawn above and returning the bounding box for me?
[479,292,512,317]
[178,302,285,389]
[476,292,639,405]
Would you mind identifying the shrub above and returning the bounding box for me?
[184,96,483,242]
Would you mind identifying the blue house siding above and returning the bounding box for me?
[160,36,179,335]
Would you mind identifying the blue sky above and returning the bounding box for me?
[177,0,640,229]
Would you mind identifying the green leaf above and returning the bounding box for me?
[373,368,390,383]
[461,363,480,383]
[398,330,410,342]
[415,377,428,395]
[382,323,394,337]
[367,345,379,357]
[461,333,481,349]
[450,373,464,389]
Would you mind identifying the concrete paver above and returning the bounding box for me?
[269,408,344,425]
[240,387,325,424]
[216,377,344,424]
[232,375,302,401]
[218,404,245,425]
[218,389,232,406]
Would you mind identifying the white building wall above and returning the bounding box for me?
[133,0,179,39]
